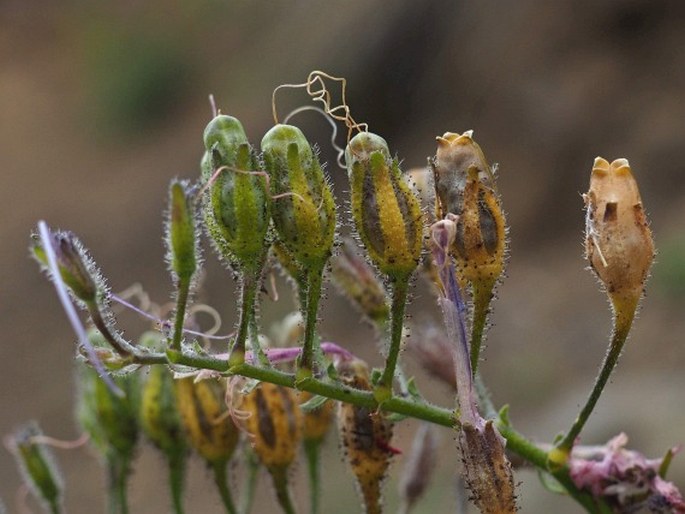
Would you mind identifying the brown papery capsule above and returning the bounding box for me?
[584,157,654,321]
[337,359,395,514]
[430,131,506,289]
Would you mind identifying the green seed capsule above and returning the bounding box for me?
[261,124,336,270]
[167,181,197,283]
[10,422,63,512]
[345,132,423,280]
[76,329,139,459]
[139,332,186,458]
[202,114,270,271]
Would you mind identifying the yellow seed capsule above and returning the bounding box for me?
[175,377,239,465]
[337,360,395,514]
[431,131,506,288]
[584,157,654,320]
[300,391,334,444]
[345,132,423,280]
[241,382,303,471]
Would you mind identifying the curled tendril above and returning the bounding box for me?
[272,70,368,144]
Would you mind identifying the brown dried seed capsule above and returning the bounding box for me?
[241,382,303,471]
[300,391,334,444]
[584,157,654,319]
[337,360,395,514]
[430,131,506,288]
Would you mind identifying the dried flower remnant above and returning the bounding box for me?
[398,423,440,513]
[337,359,396,514]
[330,238,390,326]
[569,433,685,513]
[430,131,506,374]
[430,218,516,514]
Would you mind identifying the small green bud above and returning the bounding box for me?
[32,230,99,304]
[345,132,423,279]
[167,180,197,283]
[76,329,139,460]
[261,124,336,270]
[202,115,270,270]
[10,422,63,512]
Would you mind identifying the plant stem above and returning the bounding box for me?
[303,440,321,514]
[297,265,324,378]
[212,460,237,514]
[106,454,130,514]
[270,466,297,514]
[240,448,260,514]
[228,272,259,367]
[469,279,494,376]
[553,305,635,459]
[168,452,186,514]
[376,277,409,401]
[171,277,191,352]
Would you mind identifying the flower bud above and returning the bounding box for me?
[202,114,270,270]
[76,329,139,459]
[261,124,336,270]
[9,422,63,512]
[241,382,303,471]
[584,157,654,319]
[345,132,423,279]
[430,131,506,288]
[167,180,197,283]
[138,332,186,459]
[458,420,516,514]
[32,230,99,304]
[330,238,389,325]
[337,359,395,514]
[174,376,239,465]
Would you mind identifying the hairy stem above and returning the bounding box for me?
[228,272,259,367]
[170,277,191,352]
[303,440,321,514]
[553,302,636,459]
[297,265,324,378]
[376,277,409,401]
[168,452,186,514]
[270,466,297,514]
[106,454,130,514]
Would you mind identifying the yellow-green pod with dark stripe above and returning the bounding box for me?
[242,382,303,471]
[175,377,239,465]
[261,124,336,271]
[345,132,423,280]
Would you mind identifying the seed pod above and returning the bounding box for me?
[167,180,198,283]
[300,391,334,444]
[202,114,270,271]
[330,238,389,326]
[430,131,506,288]
[76,329,139,460]
[261,124,336,270]
[337,359,395,514]
[584,157,654,320]
[32,230,100,305]
[9,422,63,512]
[174,376,239,465]
[345,132,423,280]
[241,381,303,471]
[458,420,517,514]
[139,332,186,458]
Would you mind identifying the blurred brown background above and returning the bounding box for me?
[2,1,685,512]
